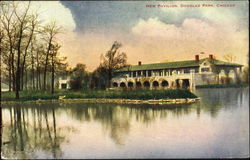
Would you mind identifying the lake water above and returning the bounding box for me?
[1,88,249,159]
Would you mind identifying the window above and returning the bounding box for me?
[148,70,152,77]
[133,71,136,77]
[201,67,210,72]
[195,68,199,73]
[129,72,132,77]
[159,70,162,76]
[184,69,190,74]
[165,71,169,76]
[138,71,141,76]
[143,70,147,77]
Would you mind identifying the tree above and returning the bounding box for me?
[42,21,62,90]
[69,63,89,90]
[0,1,67,94]
[1,1,18,91]
[0,7,4,154]
[20,13,39,90]
[50,43,65,94]
[100,41,127,87]
[90,65,109,89]
[0,21,4,100]
[14,1,31,99]
[223,53,236,63]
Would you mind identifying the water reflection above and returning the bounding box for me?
[2,88,249,158]
[2,105,71,159]
[194,88,247,117]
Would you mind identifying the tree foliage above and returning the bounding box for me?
[0,1,67,98]
[100,41,127,87]
[69,63,89,90]
[223,53,236,63]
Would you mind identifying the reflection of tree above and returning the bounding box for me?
[2,105,72,159]
[67,88,244,146]
[68,102,196,145]
[68,104,130,145]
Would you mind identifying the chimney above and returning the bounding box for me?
[138,61,142,66]
[209,54,213,59]
[195,55,199,62]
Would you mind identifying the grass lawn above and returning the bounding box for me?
[1,89,197,102]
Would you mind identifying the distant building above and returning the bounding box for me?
[111,54,243,89]
[58,76,71,89]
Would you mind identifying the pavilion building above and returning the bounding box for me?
[111,54,243,89]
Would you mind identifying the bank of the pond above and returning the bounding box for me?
[1,97,200,105]
[196,83,248,88]
[1,89,198,105]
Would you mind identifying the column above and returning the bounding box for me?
[179,79,183,89]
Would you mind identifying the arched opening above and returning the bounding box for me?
[143,81,150,88]
[182,79,190,89]
[128,81,134,88]
[161,80,168,87]
[113,82,118,88]
[120,82,126,88]
[153,81,159,88]
[136,81,142,88]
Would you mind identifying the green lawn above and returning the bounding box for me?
[1,89,197,102]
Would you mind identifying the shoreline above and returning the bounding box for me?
[1,97,200,105]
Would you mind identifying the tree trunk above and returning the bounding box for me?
[8,63,12,91]
[16,23,24,99]
[51,53,55,94]
[21,69,24,91]
[38,68,41,90]
[32,55,35,90]
[21,26,34,91]
[0,34,2,100]
[25,67,28,90]
[43,38,52,90]
[36,51,39,90]
[11,51,16,91]
[0,34,3,156]
[16,50,21,99]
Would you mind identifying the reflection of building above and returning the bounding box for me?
[111,55,243,89]
[58,76,70,89]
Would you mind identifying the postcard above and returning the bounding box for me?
[0,0,249,159]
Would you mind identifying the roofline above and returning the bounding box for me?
[115,58,243,72]
[115,65,200,72]
[214,64,243,67]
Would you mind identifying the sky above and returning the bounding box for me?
[29,1,248,71]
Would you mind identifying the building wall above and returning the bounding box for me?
[111,65,241,89]
[112,72,196,89]
[58,77,71,89]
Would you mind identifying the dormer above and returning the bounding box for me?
[199,59,212,74]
